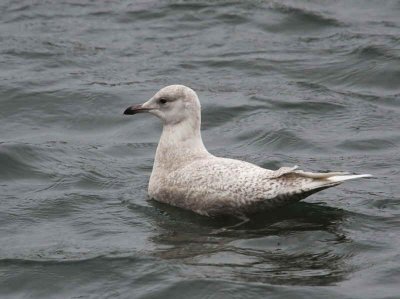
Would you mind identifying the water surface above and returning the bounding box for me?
[1,1,399,298]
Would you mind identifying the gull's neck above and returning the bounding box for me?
[153,117,211,172]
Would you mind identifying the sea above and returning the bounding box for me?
[1,1,399,298]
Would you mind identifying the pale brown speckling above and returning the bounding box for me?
[124,85,371,217]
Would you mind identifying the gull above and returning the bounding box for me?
[124,85,371,217]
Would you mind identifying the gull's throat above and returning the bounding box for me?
[153,120,210,172]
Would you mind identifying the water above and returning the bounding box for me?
[1,0,399,298]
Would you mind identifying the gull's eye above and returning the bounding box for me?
[159,98,167,104]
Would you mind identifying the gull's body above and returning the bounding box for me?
[124,85,370,217]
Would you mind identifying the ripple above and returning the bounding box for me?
[270,3,343,27]
[338,137,398,152]
[259,2,344,34]
[190,57,277,74]
[349,44,400,61]
[118,9,166,23]
[0,143,52,180]
[241,128,316,152]
[202,104,266,129]
[266,98,346,113]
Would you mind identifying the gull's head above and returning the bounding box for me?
[124,85,201,126]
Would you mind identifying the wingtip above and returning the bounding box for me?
[327,173,373,183]
[359,174,373,178]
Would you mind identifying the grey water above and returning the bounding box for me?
[1,0,399,298]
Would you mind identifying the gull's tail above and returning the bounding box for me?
[268,166,373,207]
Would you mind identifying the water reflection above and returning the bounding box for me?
[144,201,350,285]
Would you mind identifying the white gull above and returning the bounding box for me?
[124,85,371,217]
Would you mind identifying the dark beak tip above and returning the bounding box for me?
[123,107,135,115]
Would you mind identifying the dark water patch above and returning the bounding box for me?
[265,98,346,113]
[271,3,342,26]
[168,2,211,10]
[87,9,116,17]
[190,57,277,74]
[338,138,398,152]
[0,143,55,181]
[202,104,266,129]
[349,44,400,61]
[166,0,251,11]
[262,2,343,33]
[216,50,276,59]
[118,9,166,23]
[214,12,249,24]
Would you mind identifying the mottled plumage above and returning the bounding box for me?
[124,85,371,216]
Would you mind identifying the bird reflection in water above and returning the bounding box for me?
[138,200,352,286]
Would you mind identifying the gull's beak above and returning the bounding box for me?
[123,104,153,115]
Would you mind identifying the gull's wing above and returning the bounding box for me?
[160,157,371,216]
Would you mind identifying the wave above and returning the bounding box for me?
[269,2,343,27]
